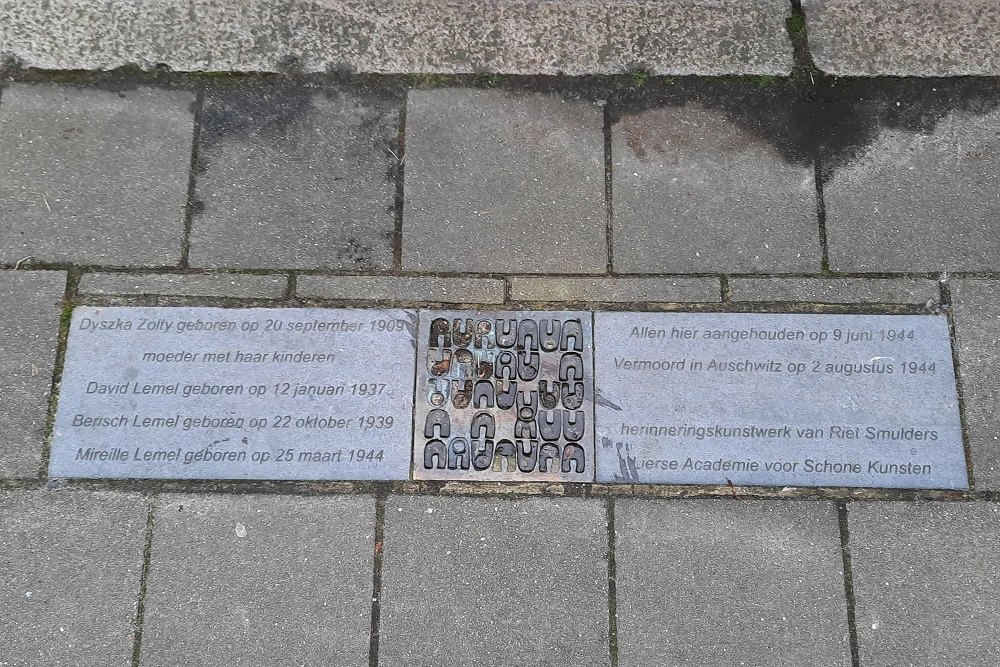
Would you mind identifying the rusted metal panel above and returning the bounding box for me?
[413,310,595,482]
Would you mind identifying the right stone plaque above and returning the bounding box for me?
[594,313,967,489]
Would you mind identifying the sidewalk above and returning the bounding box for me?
[2,18,1000,667]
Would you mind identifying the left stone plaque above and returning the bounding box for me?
[49,307,417,480]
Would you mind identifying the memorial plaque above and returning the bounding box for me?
[49,307,417,480]
[413,311,595,481]
[594,313,967,489]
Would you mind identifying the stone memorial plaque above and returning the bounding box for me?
[49,307,417,480]
[413,311,595,482]
[594,313,967,489]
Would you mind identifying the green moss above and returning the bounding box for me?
[785,8,830,86]
[59,303,73,331]
[476,73,503,88]
[41,300,74,468]
[786,13,807,42]
[745,74,779,88]
[629,70,650,89]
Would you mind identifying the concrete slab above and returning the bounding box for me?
[402,88,606,274]
[0,270,65,478]
[824,106,1000,272]
[730,277,941,306]
[140,494,374,667]
[615,499,850,667]
[297,275,505,304]
[379,495,609,667]
[79,272,287,298]
[611,105,819,273]
[804,0,1000,76]
[849,502,1000,666]
[0,84,193,266]
[950,279,1000,490]
[509,277,721,303]
[190,85,399,270]
[0,0,794,75]
[0,489,147,667]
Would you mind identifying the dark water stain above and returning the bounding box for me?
[194,79,404,177]
[607,77,1000,183]
[196,80,405,148]
[335,237,378,269]
[356,72,1000,184]
[198,83,319,151]
[0,62,199,94]
[811,78,1000,181]
[3,62,998,186]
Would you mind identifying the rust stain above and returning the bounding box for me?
[625,124,646,157]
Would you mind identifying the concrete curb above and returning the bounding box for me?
[0,0,793,75]
[804,0,1000,76]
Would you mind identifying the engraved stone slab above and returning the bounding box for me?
[594,313,967,489]
[414,311,595,482]
[49,307,417,480]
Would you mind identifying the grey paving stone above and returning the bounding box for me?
[140,494,374,667]
[190,86,399,270]
[380,495,609,667]
[0,489,147,667]
[297,275,504,303]
[0,84,194,266]
[403,88,606,274]
[509,276,720,303]
[849,502,1000,666]
[612,105,820,273]
[0,270,65,478]
[730,277,941,305]
[615,499,849,667]
[0,0,793,75]
[950,279,1000,490]
[78,272,287,298]
[804,0,1000,76]
[824,106,1000,272]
